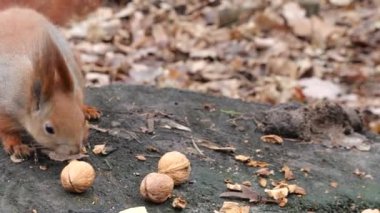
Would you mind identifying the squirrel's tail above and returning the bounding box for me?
[0,0,101,25]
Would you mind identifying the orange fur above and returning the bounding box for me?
[0,8,101,158]
[0,0,101,25]
[0,114,30,156]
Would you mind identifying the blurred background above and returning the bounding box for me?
[4,0,380,133]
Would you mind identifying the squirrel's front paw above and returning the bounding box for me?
[2,135,31,157]
[83,105,102,120]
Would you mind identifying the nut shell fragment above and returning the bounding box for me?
[172,197,187,209]
[158,151,191,185]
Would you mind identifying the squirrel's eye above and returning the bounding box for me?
[44,122,55,135]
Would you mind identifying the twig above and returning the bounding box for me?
[190,134,205,156]
[184,116,205,156]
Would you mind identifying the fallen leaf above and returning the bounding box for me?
[255,168,275,177]
[278,197,288,207]
[281,165,295,180]
[234,155,250,162]
[92,144,117,156]
[361,209,380,213]
[287,184,307,195]
[220,185,261,203]
[198,140,236,153]
[246,160,270,168]
[300,167,311,173]
[265,187,289,200]
[146,115,155,134]
[146,146,159,153]
[224,179,234,184]
[282,2,312,37]
[219,201,250,213]
[135,155,147,161]
[119,206,148,213]
[241,181,252,187]
[226,183,242,191]
[353,168,367,178]
[329,0,353,6]
[330,181,338,188]
[299,77,344,100]
[160,118,192,132]
[258,177,267,188]
[260,134,284,144]
[369,121,380,134]
[172,197,187,209]
[92,144,106,155]
[203,103,217,112]
[39,165,48,171]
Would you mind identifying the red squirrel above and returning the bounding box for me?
[0,5,101,159]
[0,0,101,25]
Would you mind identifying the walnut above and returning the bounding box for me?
[158,151,191,185]
[60,160,96,193]
[140,172,174,203]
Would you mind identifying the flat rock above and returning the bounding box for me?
[0,85,379,212]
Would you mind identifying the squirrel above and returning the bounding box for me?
[0,2,101,159]
[0,0,101,25]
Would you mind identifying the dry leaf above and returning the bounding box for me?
[220,185,261,203]
[39,165,48,171]
[241,181,252,187]
[234,155,250,162]
[219,201,250,213]
[258,177,267,188]
[287,185,306,195]
[353,168,367,178]
[224,179,234,184]
[226,183,242,191]
[369,121,380,134]
[299,77,344,100]
[330,181,338,188]
[260,134,284,144]
[281,165,295,180]
[135,155,147,161]
[329,0,353,6]
[172,197,187,209]
[119,206,148,213]
[300,167,311,173]
[282,2,312,37]
[361,209,380,213]
[265,187,289,200]
[92,144,106,155]
[160,118,192,132]
[198,140,236,153]
[256,168,275,177]
[92,144,116,156]
[246,160,270,168]
[278,197,288,207]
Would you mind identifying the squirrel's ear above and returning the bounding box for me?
[33,33,74,105]
[53,39,74,93]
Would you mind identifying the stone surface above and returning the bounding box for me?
[0,85,379,212]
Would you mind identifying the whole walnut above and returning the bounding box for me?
[140,172,174,203]
[60,160,96,193]
[158,151,191,185]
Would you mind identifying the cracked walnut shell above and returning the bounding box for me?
[158,151,191,185]
[140,172,174,203]
[60,160,96,193]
